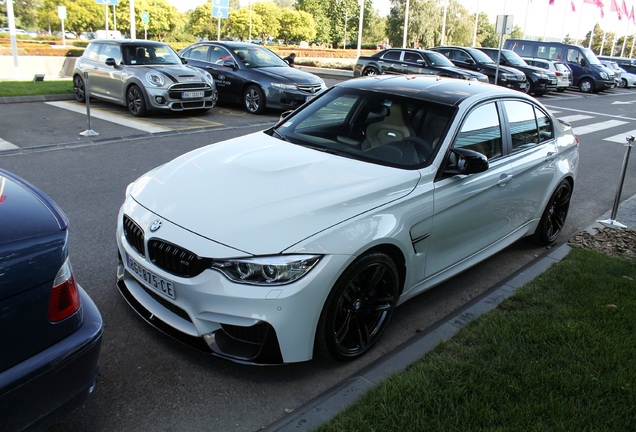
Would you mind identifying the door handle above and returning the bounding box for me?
[497,174,514,187]
[546,151,556,162]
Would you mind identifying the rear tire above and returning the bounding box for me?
[73,75,86,103]
[533,180,572,245]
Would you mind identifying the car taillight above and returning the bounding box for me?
[555,71,563,76]
[48,257,81,322]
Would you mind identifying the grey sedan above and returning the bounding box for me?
[179,41,326,114]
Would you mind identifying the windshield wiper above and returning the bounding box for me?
[271,129,289,142]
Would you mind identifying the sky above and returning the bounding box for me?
[166,0,636,43]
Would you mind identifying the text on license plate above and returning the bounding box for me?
[183,91,204,98]
[126,254,176,299]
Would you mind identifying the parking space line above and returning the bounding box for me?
[0,138,19,150]
[45,101,171,133]
[603,130,636,143]
[572,120,628,136]
[558,114,593,123]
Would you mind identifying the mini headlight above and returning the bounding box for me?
[212,254,321,285]
[601,72,609,80]
[203,71,214,83]
[146,72,165,87]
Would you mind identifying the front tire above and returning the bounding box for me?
[533,180,572,245]
[316,252,400,361]
[578,78,594,93]
[243,85,266,114]
[73,75,86,103]
[126,85,147,117]
[620,78,628,88]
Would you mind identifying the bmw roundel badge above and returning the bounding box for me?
[149,219,162,232]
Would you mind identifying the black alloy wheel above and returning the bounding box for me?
[533,180,572,245]
[316,252,400,361]
[126,85,147,117]
[73,75,86,103]
[243,85,266,114]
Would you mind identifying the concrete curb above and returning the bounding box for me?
[0,94,74,104]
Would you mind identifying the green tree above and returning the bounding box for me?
[252,1,281,43]
[226,7,262,41]
[0,0,42,29]
[187,4,216,39]
[278,9,316,44]
[112,0,185,41]
[38,0,103,35]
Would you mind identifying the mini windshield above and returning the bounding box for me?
[231,46,288,68]
[423,51,455,67]
[270,87,455,169]
[123,44,181,65]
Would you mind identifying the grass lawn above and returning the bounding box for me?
[0,80,73,97]
[316,248,636,431]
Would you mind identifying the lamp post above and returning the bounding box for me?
[441,0,448,45]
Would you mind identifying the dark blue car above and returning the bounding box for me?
[0,169,103,431]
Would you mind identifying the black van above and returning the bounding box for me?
[503,39,614,93]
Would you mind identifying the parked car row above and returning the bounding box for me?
[73,39,326,117]
[353,41,636,96]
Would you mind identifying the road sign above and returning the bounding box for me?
[58,6,66,20]
[141,12,150,24]
[212,0,229,19]
[95,0,119,5]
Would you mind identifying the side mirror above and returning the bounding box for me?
[181,57,188,64]
[223,60,238,69]
[105,57,117,67]
[279,110,293,121]
[580,58,587,67]
[464,58,475,65]
[444,148,489,175]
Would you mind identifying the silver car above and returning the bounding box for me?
[73,40,218,116]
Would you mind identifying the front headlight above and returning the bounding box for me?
[271,82,297,91]
[212,254,321,285]
[203,71,214,84]
[533,72,548,80]
[499,73,512,81]
[600,71,609,80]
[146,72,165,87]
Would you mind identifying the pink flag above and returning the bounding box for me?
[611,0,623,19]
[571,0,577,11]
[631,4,635,23]
[621,0,629,16]
[549,0,555,4]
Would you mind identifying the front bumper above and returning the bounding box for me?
[146,85,218,112]
[264,86,324,110]
[115,205,348,364]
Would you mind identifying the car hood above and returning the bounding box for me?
[130,132,420,255]
[0,170,67,244]
[142,65,207,81]
[248,66,324,85]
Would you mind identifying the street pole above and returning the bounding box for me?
[130,0,136,39]
[402,0,410,48]
[6,0,20,79]
[356,0,364,59]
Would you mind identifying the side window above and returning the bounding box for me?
[455,102,502,160]
[452,50,470,62]
[403,51,422,63]
[536,109,553,143]
[210,46,232,64]
[187,45,209,61]
[382,50,401,61]
[566,48,581,63]
[503,100,541,152]
[99,45,121,63]
[84,43,100,60]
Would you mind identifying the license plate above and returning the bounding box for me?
[126,253,176,299]
[183,91,204,98]
[519,83,527,89]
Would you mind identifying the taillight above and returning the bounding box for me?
[48,257,81,322]
[555,71,563,76]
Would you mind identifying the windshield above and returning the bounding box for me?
[423,51,455,67]
[123,44,181,65]
[581,47,602,65]
[468,48,496,64]
[501,50,528,66]
[231,45,288,68]
[269,87,456,169]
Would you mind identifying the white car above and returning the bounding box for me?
[116,76,579,364]
[601,61,636,88]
